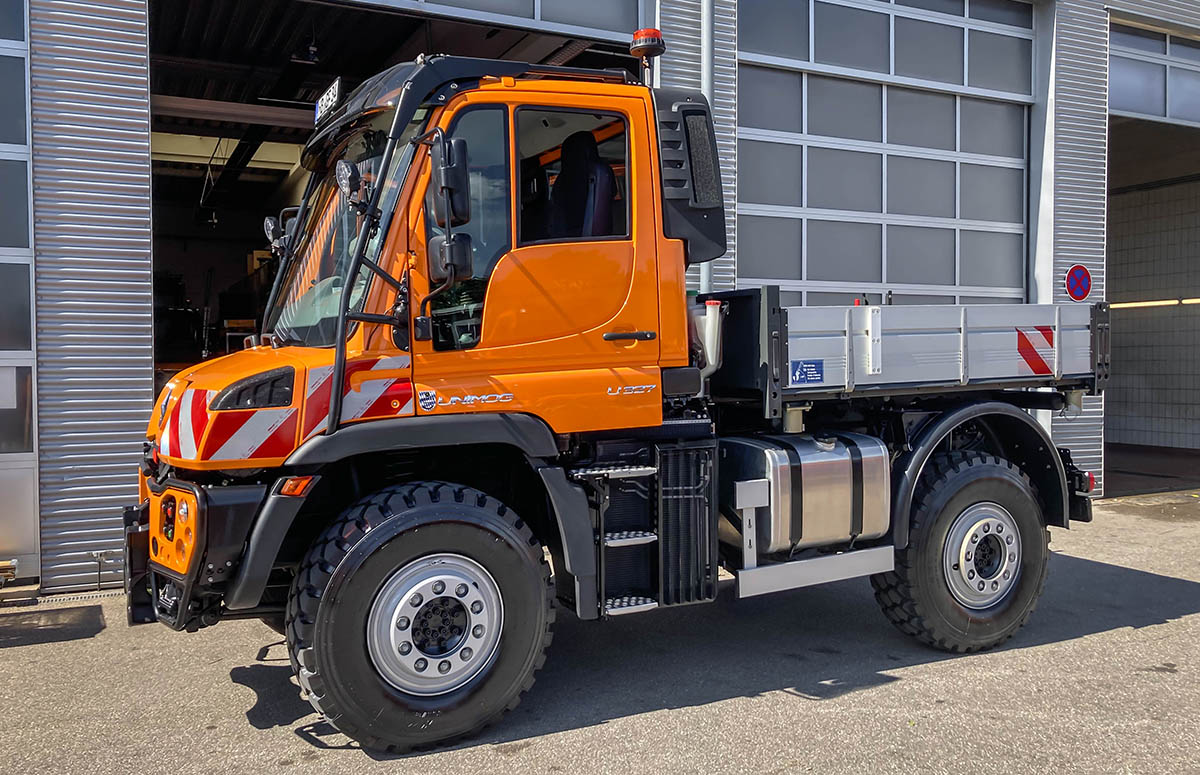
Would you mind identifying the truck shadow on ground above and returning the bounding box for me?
[0,604,106,649]
[231,552,1200,756]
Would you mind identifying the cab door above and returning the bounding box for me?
[409,89,662,433]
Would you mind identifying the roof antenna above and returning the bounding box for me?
[629,28,666,86]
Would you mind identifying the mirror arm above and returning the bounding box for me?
[359,254,404,292]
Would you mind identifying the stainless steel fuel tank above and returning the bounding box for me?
[718,433,891,555]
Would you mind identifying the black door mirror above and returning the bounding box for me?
[428,233,473,284]
[430,136,470,228]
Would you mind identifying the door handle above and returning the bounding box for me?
[603,330,657,342]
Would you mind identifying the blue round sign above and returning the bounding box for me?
[1066,264,1091,302]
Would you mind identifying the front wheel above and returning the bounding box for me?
[285,481,554,752]
[871,452,1050,652]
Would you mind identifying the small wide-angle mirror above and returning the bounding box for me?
[428,233,473,284]
[335,159,361,203]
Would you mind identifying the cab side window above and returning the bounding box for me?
[517,109,629,245]
[426,105,510,351]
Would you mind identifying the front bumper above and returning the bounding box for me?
[123,478,268,630]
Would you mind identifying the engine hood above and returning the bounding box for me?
[148,347,414,470]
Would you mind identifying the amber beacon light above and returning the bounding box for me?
[630,28,666,84]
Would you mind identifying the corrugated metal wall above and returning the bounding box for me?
[657,0,737,291]
[29,0,153,590]
[1051,0,1200,496]
[1050,0,1109,496]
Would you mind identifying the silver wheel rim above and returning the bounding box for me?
[366,553,504,696]
[942,502,1022,610]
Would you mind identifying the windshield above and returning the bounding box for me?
[265,108,427,346]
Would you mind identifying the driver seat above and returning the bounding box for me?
[549,131,615,238]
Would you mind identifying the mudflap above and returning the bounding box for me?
[123,502,156,625]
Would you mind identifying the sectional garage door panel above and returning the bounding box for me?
[736,0,1034,306]
[30,0,153,591]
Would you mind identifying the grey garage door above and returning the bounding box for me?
[736,0,1035,306]
[1109,22,1200,128]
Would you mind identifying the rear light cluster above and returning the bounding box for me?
[161,495,177,541]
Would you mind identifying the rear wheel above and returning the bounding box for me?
[871,452,1049,652]
[286,481,554,752]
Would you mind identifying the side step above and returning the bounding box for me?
[605,595,659,616]
[603,530,657,548]
[735,546,895,598]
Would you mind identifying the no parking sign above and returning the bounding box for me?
[1065,264,1092,302]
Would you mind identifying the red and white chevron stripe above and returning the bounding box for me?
[158,387,216,461]
[156,356,414,464]
[1016,326,1054,377]
[301,355,413,442]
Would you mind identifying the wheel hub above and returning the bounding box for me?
[942,502,1022,610]
[366,553,503,696]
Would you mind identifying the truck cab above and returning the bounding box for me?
[125,39,1105,753]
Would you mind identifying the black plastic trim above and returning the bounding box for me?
[534,465,599,620]
[661,366,702,397]
[285,413,560,466]
[224,477,318,610]
[651,88,727,264]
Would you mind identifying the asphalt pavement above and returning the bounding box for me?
[2,489,1198,774]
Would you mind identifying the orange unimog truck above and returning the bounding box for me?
[125,31,1108,751]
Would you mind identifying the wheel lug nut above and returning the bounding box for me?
[1009,553,1016,562]
[398,641,412,655]
[967,570,975,580]
[438,660,451,674]
[971,535,979,543]
[978,582,985,591]
[992,581,998,590]
[409,593,423,608]
[1003,570,1010,579]
[983,524,990,533]
[461,647,473,660]
[456,584,468,597]
[1006,535,1014,545]
[470,601,483,614]
[396,616,410,630]
[472,624,484,638]
[996,524,1003,533]
[414,658,427,672]
[432,580,445,595]
[965,553,972,561]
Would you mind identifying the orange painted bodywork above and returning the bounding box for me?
[146,77,691,470]
[148,486,199,576]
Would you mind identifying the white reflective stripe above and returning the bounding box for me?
[211,408,296,460]
[177,390,197,459]
[395,398,414,416]
[159,403,174,458]
[374,355,411,370]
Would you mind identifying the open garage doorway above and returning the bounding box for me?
[147,0,634,392]
[1105,115,1200,495]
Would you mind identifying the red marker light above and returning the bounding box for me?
[1087,471,1096,493]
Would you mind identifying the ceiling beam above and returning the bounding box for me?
[151,95,314,129]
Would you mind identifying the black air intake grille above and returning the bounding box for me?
[657,440,718,606]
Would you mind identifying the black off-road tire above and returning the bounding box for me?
[285,481,554,752]
[870,452,1050,653]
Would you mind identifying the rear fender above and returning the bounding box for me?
[891,402,1069,549]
